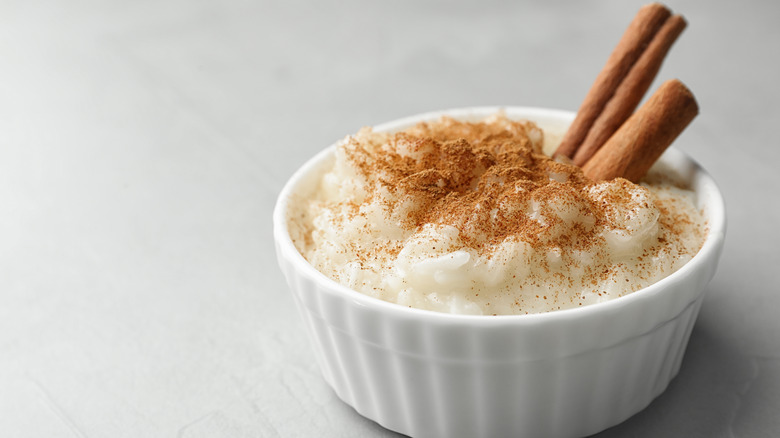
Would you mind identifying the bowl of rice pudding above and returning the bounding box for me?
[273,107,725,438]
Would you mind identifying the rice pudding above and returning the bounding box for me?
[288,113,706,315]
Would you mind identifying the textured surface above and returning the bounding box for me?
[0,1,777,437]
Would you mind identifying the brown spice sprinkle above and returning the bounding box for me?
[342,115,616,252]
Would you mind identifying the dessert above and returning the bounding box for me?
[275,4,725,437]
[288,113,706,315]
[273,104,726,438]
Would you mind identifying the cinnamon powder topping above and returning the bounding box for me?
[342,114,599,251]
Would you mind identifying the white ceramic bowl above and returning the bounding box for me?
[273,107,726,438]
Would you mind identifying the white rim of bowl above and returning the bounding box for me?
[273,106,726,326]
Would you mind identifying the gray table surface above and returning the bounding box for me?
[1,0,777,437]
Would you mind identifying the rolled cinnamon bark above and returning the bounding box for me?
[582,79,698,182]
[554,3,672,159]
[572,14,687,166]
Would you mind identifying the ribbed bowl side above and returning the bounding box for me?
[279,246,711,438]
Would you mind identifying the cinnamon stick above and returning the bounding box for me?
[572,14,687,166]
[582,79,698,183]
[554,3,671,159]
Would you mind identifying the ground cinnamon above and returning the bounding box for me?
[342,116,595,251]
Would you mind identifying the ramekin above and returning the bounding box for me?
[273,107,726,438]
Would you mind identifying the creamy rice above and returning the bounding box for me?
[288,114,706,315]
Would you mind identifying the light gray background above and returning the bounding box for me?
[1,1,777,437]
